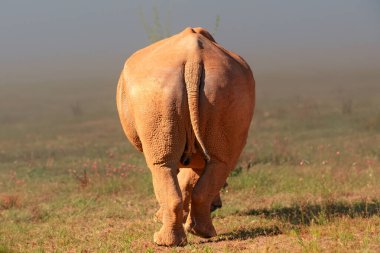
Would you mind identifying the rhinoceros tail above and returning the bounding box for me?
[184,58,210,162]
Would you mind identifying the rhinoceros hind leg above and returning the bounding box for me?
[185,159,230,238]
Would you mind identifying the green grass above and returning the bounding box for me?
[0,80,380,252]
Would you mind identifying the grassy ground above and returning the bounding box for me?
[0,79,380,252]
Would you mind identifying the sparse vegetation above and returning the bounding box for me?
[1,194,20,210]
[139,6,171,43]
[0,79,379,252]
[70,101,83,117]
[341,98,353,115]
[139,5,221,43]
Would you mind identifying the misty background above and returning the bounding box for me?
[2,2,380,250]
[0,0,379,121]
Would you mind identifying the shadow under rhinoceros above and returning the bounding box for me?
[197,225,282,243]
[244,199,380,225]
[195,199,380,243]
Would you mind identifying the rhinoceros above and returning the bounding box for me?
[116,27,255,246]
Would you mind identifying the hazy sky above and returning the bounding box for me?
[1,0,379,84]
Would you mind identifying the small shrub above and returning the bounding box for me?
[72,169,89,188]
[341,98,353,115]
[1,194,20,209]
[0,244,14,253]
[70,101,83,117]
[366,113,380,131]
[230,165,243,177]
[30,205,50,222]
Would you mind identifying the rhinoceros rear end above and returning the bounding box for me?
[116,27,255,246]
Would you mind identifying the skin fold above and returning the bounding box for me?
[116,27,255,246]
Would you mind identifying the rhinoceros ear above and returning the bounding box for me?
[193,27,216,43]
